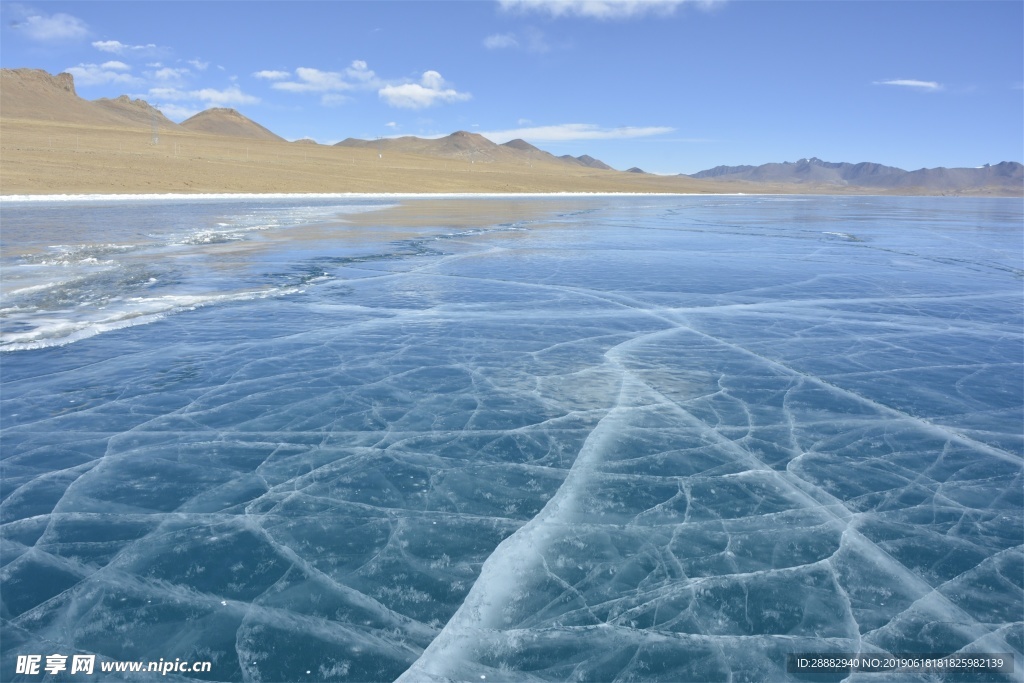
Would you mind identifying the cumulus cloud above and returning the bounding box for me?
[345,60,379,84]
[260,62,459,108]
[498,0,717,20]
[152,67,189,82]
[190,86,261,106]
[253,70,291,80]
[188,59,209,71]
[379,71,471,109]
[12,10,88,41]
[265,61,380,94]
[478,122,674,143]
[65,62,143,87]
[272,67,352,92]
[144,85,259,106]
[874,79,943,91]
[92,39,160,55]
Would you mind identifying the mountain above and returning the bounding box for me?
[337,131,615,170]
[336,131,503,161]
[1,68,619,173]
[689,157,906,185]
[0,68,177,130]
[93,95,177,129]
[501,138,543,153]
[896,162,1024,191]
[687,157,1023,193]
[5,68,1017,196]
[180,108,284,141]
[500,138,562,163]
[626,167,647,174]
[687,164,756,179]
[559,154,614,170]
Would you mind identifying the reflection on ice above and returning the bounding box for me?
[1,196,1021,681]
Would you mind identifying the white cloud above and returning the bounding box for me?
[261,62,459,109]
[346,60,379,85]
[385,121,398,129]
[875,79,943,91]
[420,70,444,90]
[498,0,717,20]
[93,40,125,52]
[143,85,259,106]
[478,123,674,143]
[92,39,159,54]
[379,71,471,109]
[13,11,88,41]
[518,118,533,125]
[484,33,519,49]
[253,70,290,80]
[190,86,260,106]
[273,67,352,92]
[188,59,209,71]
[267,61,380,93]
[152,67,189,82]
[65,62,143,87]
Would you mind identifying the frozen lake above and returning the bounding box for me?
[1,195,1021,681]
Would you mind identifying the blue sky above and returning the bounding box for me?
[2,0,1021,174]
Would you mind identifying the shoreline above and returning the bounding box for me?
[3,191,1018,202]
[0,191,756,202]
[4,118,1018,198]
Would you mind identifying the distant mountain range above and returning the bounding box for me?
[687,157,1023,192]
[1,68,1020,196]
[0,69,617,172]
[335,132,614,169]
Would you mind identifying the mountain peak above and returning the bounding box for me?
[1,68,77,96]
[447,130,488,141]
[502,138,542,152]
[180,107,284,141]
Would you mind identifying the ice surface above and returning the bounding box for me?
[1,196,1021,681]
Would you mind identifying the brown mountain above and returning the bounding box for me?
[499,138,572,165]
[180,108,284,141]
[8,67,1014,196]
[0,69,786,194]
[0,68,176,129]
[93,95,177,129]
[336,131,509,162]
[337,131,615,170]
[559,154,614,170]
[501,138,543,153]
